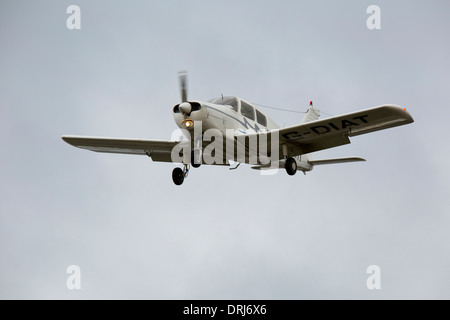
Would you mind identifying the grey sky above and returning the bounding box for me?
[1,0,449,299]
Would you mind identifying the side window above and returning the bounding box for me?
[240,101,255,121]
[256,109,267,126]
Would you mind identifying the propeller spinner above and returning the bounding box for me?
[179,102,192,114]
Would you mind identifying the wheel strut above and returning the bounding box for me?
[183,164,190,178]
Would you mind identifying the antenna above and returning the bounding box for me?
[252,102,306,114]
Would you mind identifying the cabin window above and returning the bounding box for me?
[256,109,267,126]
[240,101,255,121]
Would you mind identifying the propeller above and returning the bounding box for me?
[178,71,188,102]
[178,71,191,114]
[177,71,201,164]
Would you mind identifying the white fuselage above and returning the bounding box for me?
[172,96,313,170]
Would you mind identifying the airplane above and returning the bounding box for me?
[62,72,414,185]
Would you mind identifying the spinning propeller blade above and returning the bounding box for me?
[179,71,188,102]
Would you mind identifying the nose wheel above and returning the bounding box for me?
[172,164,190,186]
[172,148,201,185]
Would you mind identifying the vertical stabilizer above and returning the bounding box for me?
[301,101,320,124]
[299,101,320,164]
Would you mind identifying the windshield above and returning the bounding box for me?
[209,96,239,113]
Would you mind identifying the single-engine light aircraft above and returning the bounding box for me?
[62,72,414,185]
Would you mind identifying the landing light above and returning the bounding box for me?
[182,119,194,129]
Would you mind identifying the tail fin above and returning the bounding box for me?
[301,101,320,163]
[301,101,320,124]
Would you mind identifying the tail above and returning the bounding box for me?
[301,101,320,124]
[300,102,320,164]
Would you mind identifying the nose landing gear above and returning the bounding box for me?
[172,148,202,185]
[191,149,202,168]
[172,164,190,186]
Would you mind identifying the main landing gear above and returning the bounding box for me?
[285,157,297,176]
[172,150,202,186]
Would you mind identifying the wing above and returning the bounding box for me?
[275,104,413,156]
[238,104,413,160]
[62,135,184,163]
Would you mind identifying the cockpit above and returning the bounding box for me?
[209,96,268,127]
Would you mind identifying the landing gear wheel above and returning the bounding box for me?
[285,157,297,176]
[172,167,184,185]
[191,149,201,168]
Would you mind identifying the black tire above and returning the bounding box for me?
[285,157,297,176]
[172,167,184,185]
[191,149,201,168]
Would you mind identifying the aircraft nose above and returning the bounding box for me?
[179,102,192,114]
[173,102,203,116]
[173,102,207,130]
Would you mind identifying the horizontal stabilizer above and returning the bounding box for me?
[251,164,273,170]
[308,157,366,166]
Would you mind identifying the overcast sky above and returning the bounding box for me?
[1,0,450,299]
